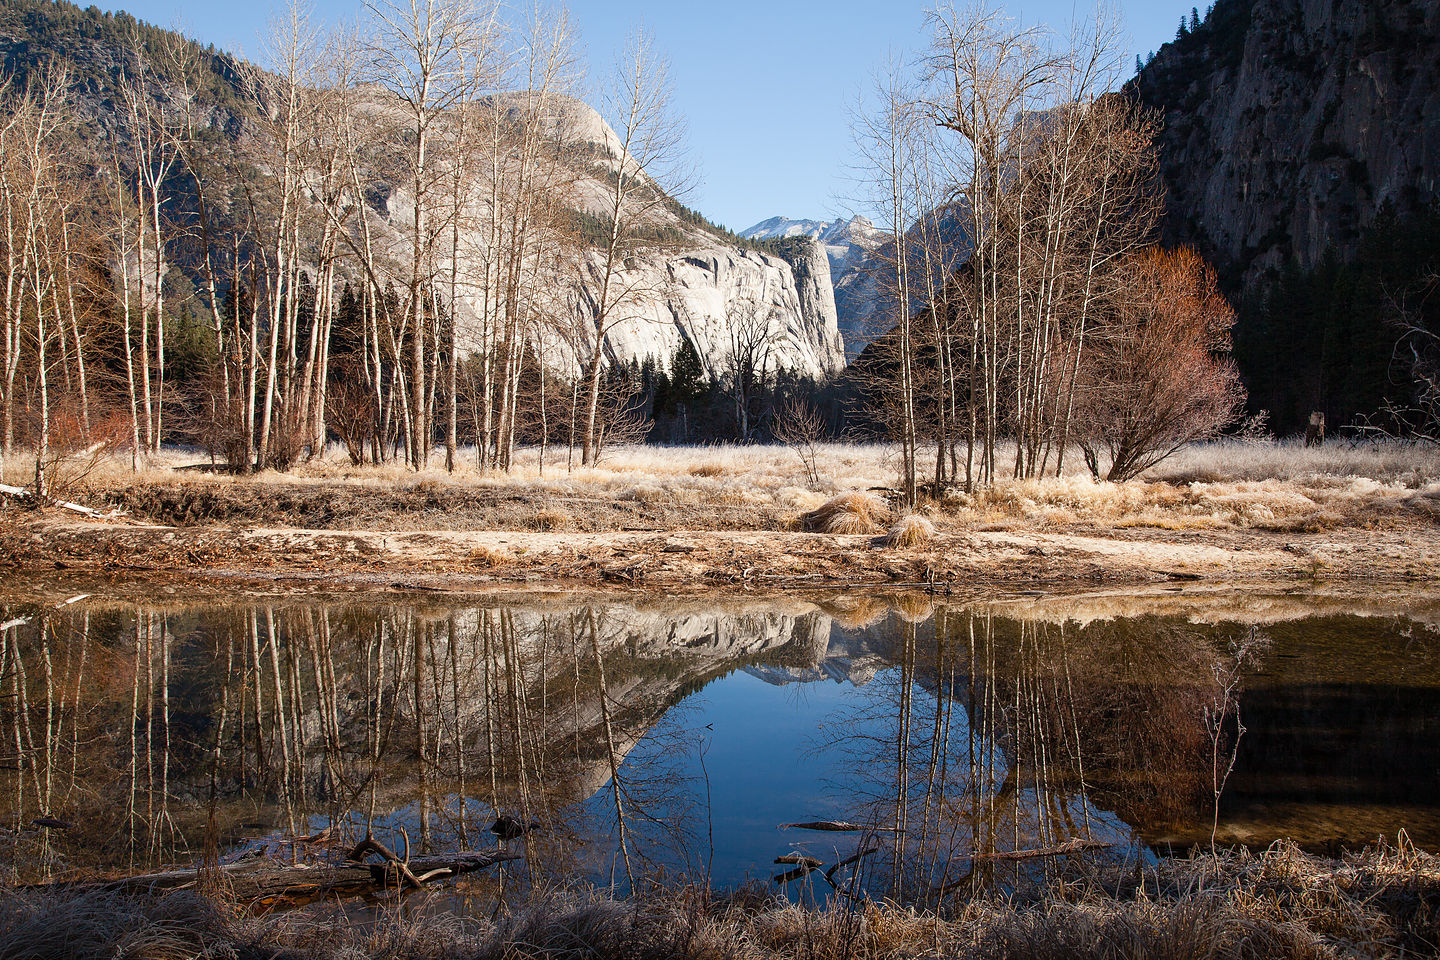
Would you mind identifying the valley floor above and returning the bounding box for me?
[2,440,1438,592]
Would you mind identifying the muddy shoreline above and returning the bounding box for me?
[3,502,1437,597]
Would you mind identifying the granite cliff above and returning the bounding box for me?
[742,215,886,356]
[0,0,847,383]
[1133,0,1440,287]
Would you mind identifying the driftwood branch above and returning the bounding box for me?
[937,838,1114,894]
[772,854,824,884]
[26,848,522,905]
[0,483,123,518]
[963,837,1112,863]
[773,844,881,887]
[347,836,423,890]
[823,842,882,887]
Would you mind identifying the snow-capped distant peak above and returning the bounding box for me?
[742,215,884,250]
[739,216,833,241]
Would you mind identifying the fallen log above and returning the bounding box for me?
[965,837,1112,863]
[936,838,1114,894]
[348,835,423,889]
[779,820,898,833]
[26,848,522,905]
[0,483,122,518]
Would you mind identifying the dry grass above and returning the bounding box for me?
[884,514,936,548]
[3,438,1437,537]
[531,507,573,531]
[2,840,1436,959]
[1152,438,1440,486]
[801,492,893,535]
[466,546,513,568]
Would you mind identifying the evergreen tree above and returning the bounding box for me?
[669,337,707,410]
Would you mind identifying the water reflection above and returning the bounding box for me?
[0,587,1436,901]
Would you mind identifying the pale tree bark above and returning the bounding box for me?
[364,0,495,470]
[579,28,689,465]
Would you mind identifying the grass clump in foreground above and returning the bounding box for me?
[1,840,1436,959]
[884,514,937,548]
[801,492,893,534]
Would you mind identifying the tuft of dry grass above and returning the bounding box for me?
[884,514,936,549]
[816,595,890,630]
[891,592,935,623]
[466,546,512,568]
[530,507,573,531]
[801,492,892,535]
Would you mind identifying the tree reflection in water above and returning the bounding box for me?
[0,589,1434,905]
[812,606,1223,904]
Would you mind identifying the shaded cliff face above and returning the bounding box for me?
[1133,0,1440,287]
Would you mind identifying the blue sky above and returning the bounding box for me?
[106,0,1194,233]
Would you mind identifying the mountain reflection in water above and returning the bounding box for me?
[0,587,1436,902]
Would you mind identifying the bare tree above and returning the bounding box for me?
[116,30,186,458]
[1360,273,1440,444]
[722,297,779,441]
[576,28,689,465]
[844,2,1176,493]
[773,397,827,485]
[853,64,920,503]
[362,0,498,469]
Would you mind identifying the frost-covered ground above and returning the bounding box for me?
[5,438,1439,535]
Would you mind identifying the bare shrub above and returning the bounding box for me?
[801,492,892,535]
[592,389,652,467]
[772,399,826,486]
[31,401,130,500]
[1077,248,1246,481]
[328,377,378,467]
[1235,409,1274,444]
